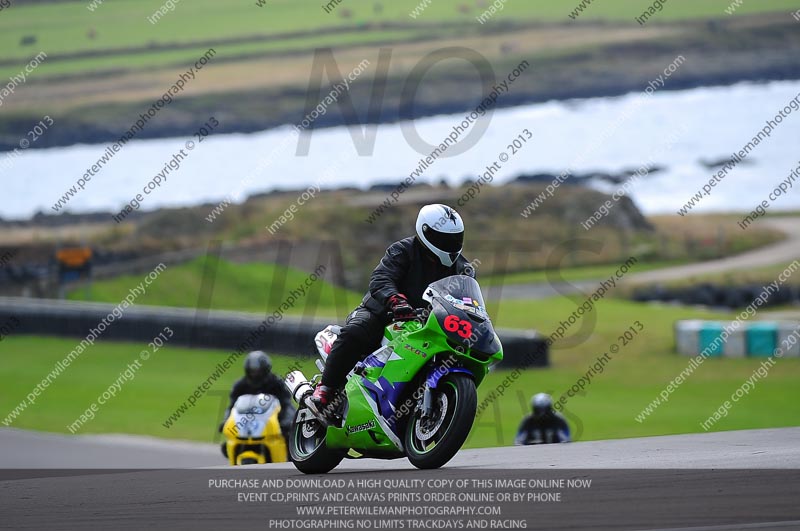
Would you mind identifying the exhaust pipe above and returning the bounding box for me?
[285,370,313,404]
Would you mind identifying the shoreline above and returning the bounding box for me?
[2,13,799,153]
[2,70,798,154]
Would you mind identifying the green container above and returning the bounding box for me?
[746,322,777,357]
[698,322,725,357]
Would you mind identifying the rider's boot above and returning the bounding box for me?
[305,385,339,424]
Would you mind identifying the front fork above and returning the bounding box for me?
[421,384,434,421]
[419,364,473,422]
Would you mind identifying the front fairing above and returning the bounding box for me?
[425,275,502,355]
[228,394,281,439]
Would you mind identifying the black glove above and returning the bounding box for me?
[388,293,415,321]
[217,421,225,433]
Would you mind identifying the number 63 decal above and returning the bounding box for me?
[444,315,472,339]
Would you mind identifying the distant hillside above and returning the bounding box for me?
[1,4,799,151]
[5,181,782,289]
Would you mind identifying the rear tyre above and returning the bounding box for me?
[240,457,258,465]
[289,408,345,474]
[405,374,477,470]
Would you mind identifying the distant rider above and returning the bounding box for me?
[515,393,571,445]
[219,351,295,453]
[306,204,475,421]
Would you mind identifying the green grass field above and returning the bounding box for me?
[1,0,798,79]
[68,257,800,353]
[69,256,799,332]
[480,260,687,287]
[8,278,800,447]
[71,257,676,316]
[25,253,800,446]
[68,257,363,320]
[1,327,797,448]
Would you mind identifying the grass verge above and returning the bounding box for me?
[68,257,363,320]
[3,293,797,448]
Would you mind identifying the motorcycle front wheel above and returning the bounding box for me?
[289,408,345,474]
[404,373,477,470]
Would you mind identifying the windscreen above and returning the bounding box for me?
[234,394,278,416]
[425,275,488,319]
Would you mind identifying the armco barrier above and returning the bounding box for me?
[0,297,548,368]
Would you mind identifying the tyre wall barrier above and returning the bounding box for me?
[0,297,549,368]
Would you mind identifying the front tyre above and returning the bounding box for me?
[289,408,345,474]
[405,374,477,470]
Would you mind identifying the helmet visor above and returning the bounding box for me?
[423,225,464,253]
[246,367,266,381]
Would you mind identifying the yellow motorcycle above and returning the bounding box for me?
[222,393,287,465]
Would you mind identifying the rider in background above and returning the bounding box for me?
[515,393,571,445]
[306,204,475,421]
[219,351,295,443]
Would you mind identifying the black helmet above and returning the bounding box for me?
[244,351,272,385]
[531,393,553,417]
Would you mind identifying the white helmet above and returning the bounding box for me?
[531,393,553,416]
[415,204,464,267]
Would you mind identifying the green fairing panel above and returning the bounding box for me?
[323,282,503,455]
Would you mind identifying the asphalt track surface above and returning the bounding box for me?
[625,217,800,285]
[485,217,800,300]
[1,428,799,530]
[0,428,221,469]
[2,427,798,470]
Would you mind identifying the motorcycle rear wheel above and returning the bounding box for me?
[405,373,477,470]
[289,408,345,474]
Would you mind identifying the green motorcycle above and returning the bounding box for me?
[285,275,503,474]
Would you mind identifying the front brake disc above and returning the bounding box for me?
[415,393,448,442]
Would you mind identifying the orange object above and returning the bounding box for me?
[56,247,92,268]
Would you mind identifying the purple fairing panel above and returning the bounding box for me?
[425,366,473,389]
[360,342,392,369]
[359,376,407,433]
[360,354,386,369]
